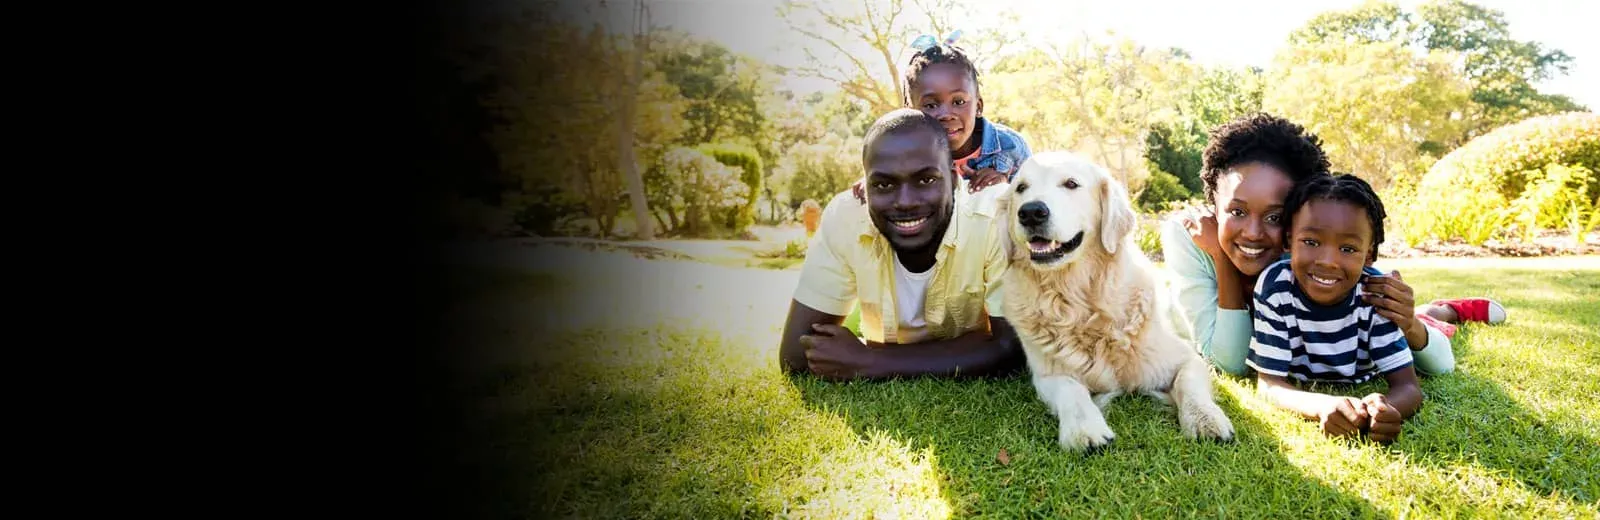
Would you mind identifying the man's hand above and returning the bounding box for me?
[956,162,1008,193]
[1318,396,1372,438]
[800,323,876,380]
[1362,393,1404,444]
[1362,270,1426,348]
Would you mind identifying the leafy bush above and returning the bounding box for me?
[663,147,752,237]
[1136,217,1164,262]
[1136,168,1192,213]
[506,183,586,237]
[778,134,863,214]
[755,238,808,260]
[1507,164,1597,241]
[1404,111,1600,244]
[697,143,764,232]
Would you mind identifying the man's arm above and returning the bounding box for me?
[781,300,1024,380]
[857,316,1025,379]
[778,299,845,376]
[1161,217,1253,375]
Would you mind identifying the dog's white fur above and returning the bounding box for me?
[999,151,1234,451]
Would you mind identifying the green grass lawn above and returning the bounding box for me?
[443,256,1600,519]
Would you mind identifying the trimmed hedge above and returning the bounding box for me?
[1419,112,1599,199]
[697,142,764,233]
[1404,112,1599,244]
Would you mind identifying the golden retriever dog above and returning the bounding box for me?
[1000,151,1234,452]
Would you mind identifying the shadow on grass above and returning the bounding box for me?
[794,373,1388,518]
[1385,262,1600,505]
[1387,362,1600,506]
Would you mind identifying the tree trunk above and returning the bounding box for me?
[653,209,669,235]
[618,0,655,240]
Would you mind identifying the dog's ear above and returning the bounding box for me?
[1099,173,1137,255]
[996,191,1025,262]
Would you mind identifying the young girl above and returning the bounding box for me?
[1247,173,1419,444]
[853,32,1032,202]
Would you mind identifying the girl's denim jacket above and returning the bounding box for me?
[961,117,1033,182]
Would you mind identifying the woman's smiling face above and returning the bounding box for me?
[1213,162,1295,277]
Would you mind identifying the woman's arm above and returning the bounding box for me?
[1160,217,1253,375]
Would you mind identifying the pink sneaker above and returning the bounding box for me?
[1415,312,1457,339]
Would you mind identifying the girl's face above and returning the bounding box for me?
[1212,162,1295,277]
[911,63,981,152]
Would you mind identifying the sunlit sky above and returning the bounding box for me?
[627,0,1598,108]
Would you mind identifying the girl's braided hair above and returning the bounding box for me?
[903,43,980,106]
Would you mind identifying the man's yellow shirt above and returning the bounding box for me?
[792,185,1010,345]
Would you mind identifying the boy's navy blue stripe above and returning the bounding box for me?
[1299,326,1361,346]
[1246,258,1412,384]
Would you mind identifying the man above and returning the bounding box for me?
[779,108,1024,381]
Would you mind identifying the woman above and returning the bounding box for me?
[1160,113,1506,377]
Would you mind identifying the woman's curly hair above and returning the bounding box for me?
[1200,113,1331,205]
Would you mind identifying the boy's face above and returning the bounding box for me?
[1214,162,1294,277]
[1288,199,1375,306]
[912,63,981,152]
[864,129,955,253]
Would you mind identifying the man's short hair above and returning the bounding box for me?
[861,108,952,168]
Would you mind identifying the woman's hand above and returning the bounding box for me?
[1184,212,1226,260]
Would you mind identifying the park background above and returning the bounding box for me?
[416,0,1600,518]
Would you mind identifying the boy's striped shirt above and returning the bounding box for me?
[1245,259,1412,384]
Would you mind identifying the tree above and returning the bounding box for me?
[1289,0,1584,143]
[776,0,1014,116]
[470,3,687,238]
[612,0,658,239]
[987,34,1191,196]
[653,33,774,150]
[1147,64,1266,195]
[1264,38,1473,191]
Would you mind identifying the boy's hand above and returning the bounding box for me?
[1362,393,1405,444]
[1318,396,1372,438]
[851,178,867,205]
[1362,271,1423,343]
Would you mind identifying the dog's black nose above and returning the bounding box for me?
[1018,201,1050,227]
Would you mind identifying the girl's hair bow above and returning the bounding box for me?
[910,29,963,53]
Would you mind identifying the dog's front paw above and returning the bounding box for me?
[1181,401,1235,442]
[1058,417,1116,453]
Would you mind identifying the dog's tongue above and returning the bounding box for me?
[1029,238,1057,253]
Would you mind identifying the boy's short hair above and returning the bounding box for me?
[903,43,980,105]
[1281,173,1388,262]
[861,108,952,170]
[1201,113,1331,206]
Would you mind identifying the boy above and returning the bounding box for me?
[1246,173,1421,444]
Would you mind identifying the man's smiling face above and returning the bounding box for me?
[864,128,955,253]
